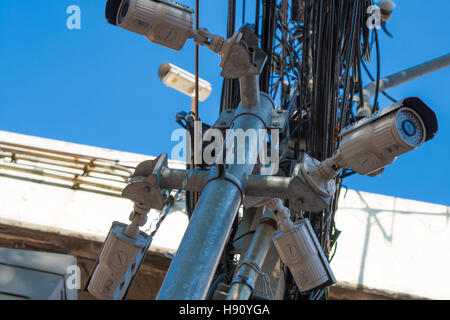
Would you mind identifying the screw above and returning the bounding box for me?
[272,121,279,126]
[220,120,227,125]
[276,109,283,114]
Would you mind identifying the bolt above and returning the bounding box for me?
[297,198,304,204]
[220,120,227,125]
[272,121,279,126]
[276,109,283,114]
[226,109,233,113]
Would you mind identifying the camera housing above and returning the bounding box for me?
[265,199,336,292]
[106,0,194,50]
[85,221,151,300]
[332,97,437,175]
[298,97,438,209]
[272,219,336,292]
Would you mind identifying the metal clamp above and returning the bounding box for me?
[231,275,255,292]
[213,100,287,130]
[201,166,247,199]
[122,153,170,210]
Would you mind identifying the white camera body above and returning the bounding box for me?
[299,97,437,210]
[265,199,336,293]
[106,0,194,50]
[272,218,336,292]
[334,97,437,175]
[86,221,151,300]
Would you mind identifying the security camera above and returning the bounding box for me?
[105,0,194,50]
[265,199,336,292]
[301,97,438,199]
[85,221,151,300]
[105,1,266,79]
[159,63,212,101]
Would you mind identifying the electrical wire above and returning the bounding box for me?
[217,0,384,301]
[372,27,380,113]
[232,230,256,243]
[361,60,398,103]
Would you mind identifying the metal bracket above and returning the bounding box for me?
[231,275,255,291]
[219,26,267,79]
[213,107,289,130]
[122,153,169,210]
[201,166,247,199]
[287,154,332,213]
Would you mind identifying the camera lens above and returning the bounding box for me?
[396,109,424,146]
[118,0,130,25]
[402,120,416,137]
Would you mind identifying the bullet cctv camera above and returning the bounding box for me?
[301,97,438,199]
[332,97,437,174]
[105,0,194,50]
[159,63,212,101]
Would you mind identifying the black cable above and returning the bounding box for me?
[220,0,237,112]
[339,0,359,132]
[255,0,260,37]
[341,169,356,178]
[206,273,226,300]
[242,0,246,26]
[232,230,256,243]
[372,28,380,113]
[361,60,398,103]
[260,0,276,92]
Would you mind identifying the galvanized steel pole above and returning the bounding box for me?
[226,209,277,300]
[157,75,274,299]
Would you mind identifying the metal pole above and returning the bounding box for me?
[358,53,450,117]
[194,0,200,207]
[157,75,274,299]
[226,209,276,300]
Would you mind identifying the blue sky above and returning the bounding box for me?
[0,1,449,205]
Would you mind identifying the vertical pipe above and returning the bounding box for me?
[157,76,273,300]
[194,0,200,206]
[226,210,276,300]
[157,178,243,299]
[239,74,261,109]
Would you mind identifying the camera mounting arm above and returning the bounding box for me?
[192,26,267,79]
[105,0,266,79]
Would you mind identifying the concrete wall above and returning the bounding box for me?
[332,189,450,299]
[0,130,189,254]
